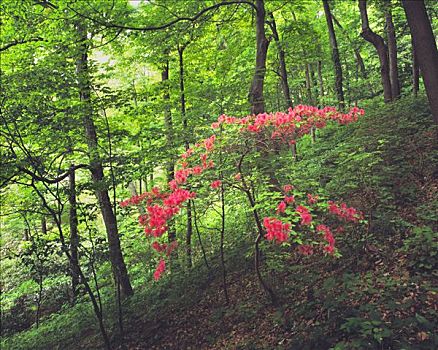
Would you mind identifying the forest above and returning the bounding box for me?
[1,0,437,349]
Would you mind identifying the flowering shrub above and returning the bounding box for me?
[121,105,365,281]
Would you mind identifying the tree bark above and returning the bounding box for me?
[359,0,392,103]
[322,0,345,110]
[75,23,133,297]
[178,44,193,268]
[268,12,292,109]
[32,184,111,350]
[305,64,313,105]
[385,0,400,99]
[317,60,324,100]
[69,166,80,301]
[402,0,438,125]
[268,11,297,157]
[332,14,367,80]
[249,0,269,115]
[161,58,178,254]
[412,44,420,96]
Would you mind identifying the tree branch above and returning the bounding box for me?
[0,38,44,52]
[67,1,257,32]
[18,164,88,184]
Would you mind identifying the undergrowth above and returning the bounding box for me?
[1,96,437,350]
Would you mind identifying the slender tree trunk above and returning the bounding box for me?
[412,44,420,96]
[238,157,277,305]
[249,0,269,115]
[359,0,393,103]
[305,64,313,105]
[33,185,111,350]
[310,63,319,104]
[178,45,193,268]
[36,274,43,328]
[402,0,438,125]
[69,166,80,301]
[332,14,368,80]
[161,58,177,253]
[219,153,229,304]
[322,0,345,110]
[268,12,292,109]
[317,60,324,100]
[191,200,210,270]
[75,23,133,297]
[354,48,367,79]
[41,216,47,235]
[385,0,400,99]
[267,12,297,157]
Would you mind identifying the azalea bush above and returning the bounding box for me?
[121,104,366,298]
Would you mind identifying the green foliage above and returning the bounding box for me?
[403,226,438,276]
[1,0,437,348]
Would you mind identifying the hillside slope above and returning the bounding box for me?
[2,97,437,350]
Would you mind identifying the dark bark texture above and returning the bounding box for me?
[69,166,80,301]
[403,0,438,125]
[359,0,393,103]
[385,1,400,99]
[249,0,269,115]
[268,12,292,109]
[178,45,193,268]
[323,0,345,110]
[162,59,178,249]
[76,23,133,297]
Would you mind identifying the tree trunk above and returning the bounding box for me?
[268,12,292,109]
[402,0,438,125]
[305,64,313,105]
[75,23,133,297]
[412,44,420,96]
[268,12,297,157]
[249,0,269,115]
[332,14,368,80]
[359,0,392,103]
[161,58,178,253]
[33,184,111,350]
[322,0,345,110]
[385,0,400,99]
[69,166,80,301]
[178,45,193,268]
[317,60,324,100]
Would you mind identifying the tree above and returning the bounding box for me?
[359,0,392,103]
[385,0,400,99]
[322,0,345,109]
[267,12,292,109]
[402,0,438,125]
[75,22,133,297]
[249,0,269,114]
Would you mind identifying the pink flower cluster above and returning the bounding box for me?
[210,180,222,189]
[296,205,312,225]
[263,185,364,257]
[211,105,364,145]
[153,259,166,281]
[328,201,364,222]
[121,132,222,280]
[263,217,291,243]
[317,224,336,255]
[122,104,365,280]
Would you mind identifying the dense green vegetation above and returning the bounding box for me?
[1,1,437,349]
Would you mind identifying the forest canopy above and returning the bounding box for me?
[1,1,437,349]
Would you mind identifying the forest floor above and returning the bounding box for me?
[74,232,435,350]
[76,97,438,350]
[3,97,437,350]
